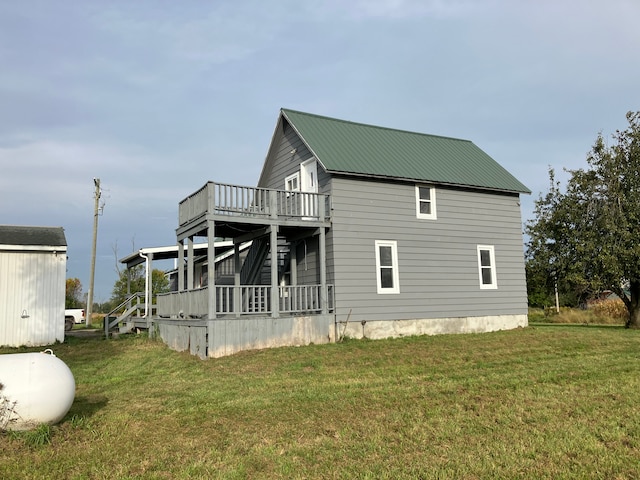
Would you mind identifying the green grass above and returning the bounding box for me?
[2,326,640,479]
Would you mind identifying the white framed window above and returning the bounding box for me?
[477,245,497,289]
[285,172,300,193]
[415,185,437,219]
[375,240,400,294]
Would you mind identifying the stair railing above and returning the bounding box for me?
[104,292,148,337]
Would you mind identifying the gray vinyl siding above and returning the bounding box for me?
[328,176,527,323]
[259,121,331,195]
[293,237,320,284]
[259,121,331,287]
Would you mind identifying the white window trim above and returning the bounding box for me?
[415,185,437,220]
[285,172,300,193]
[477,245,498,289]
[375,240,400,294]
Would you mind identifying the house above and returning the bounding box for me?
[0,225,67,347]
[127,109,530,359]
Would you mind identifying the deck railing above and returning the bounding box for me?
[279,285,334,313]
[178,182,330,226]
[156,284,334,318]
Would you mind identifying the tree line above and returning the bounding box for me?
[526,111,640,328]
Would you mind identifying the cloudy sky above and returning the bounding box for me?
[1,0,638,302]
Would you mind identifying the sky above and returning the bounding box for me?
[1,0,639,303]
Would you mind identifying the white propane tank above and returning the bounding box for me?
[0,350,75,431]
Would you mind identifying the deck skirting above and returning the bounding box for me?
[153,314,336,359]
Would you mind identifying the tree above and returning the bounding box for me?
[109,266,170,311]
[65,278,83,309]
[526,111,640,327]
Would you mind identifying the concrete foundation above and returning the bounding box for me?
[337,314,528,340]
[155,313,527,359]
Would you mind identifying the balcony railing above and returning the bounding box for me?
[156,284,334,318]
[178,182,330,227]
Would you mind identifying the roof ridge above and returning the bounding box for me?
[281,108,473,144]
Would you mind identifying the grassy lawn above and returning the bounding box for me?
[2,325,640,479]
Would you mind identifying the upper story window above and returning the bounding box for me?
[477,245,497,289]
[415,185,437,220]
[375,240,400,294]
[285,172,300,192]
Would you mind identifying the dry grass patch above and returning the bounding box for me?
[529,302,628,325]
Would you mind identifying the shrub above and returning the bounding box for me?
[531,302,627,325]
[590,298,628,324]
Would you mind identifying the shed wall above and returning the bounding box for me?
[0,249,66,347]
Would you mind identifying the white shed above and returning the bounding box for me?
[0,225,67,347]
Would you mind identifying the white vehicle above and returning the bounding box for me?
[64,309,85,331]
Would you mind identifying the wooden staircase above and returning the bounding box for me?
[104,292,155,337]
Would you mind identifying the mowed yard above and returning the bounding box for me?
[2,325,640,479]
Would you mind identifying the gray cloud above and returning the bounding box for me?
[1,0,638,299]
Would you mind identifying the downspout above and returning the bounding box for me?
[138,251,150,318]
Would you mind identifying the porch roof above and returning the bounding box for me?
[119,241,233,269]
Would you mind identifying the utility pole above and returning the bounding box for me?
[86,178,101,327]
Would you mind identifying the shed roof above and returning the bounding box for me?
[281,109,530,194]
[0,225,67,248]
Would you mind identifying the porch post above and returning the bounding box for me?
[146,252,153,315]
[177,240,185,291]
[319,227,327,314]
[234,242,241,317]
[145,252,154,328]
[319,198,328,314]
[290,241,298,286]
[208,220,217,319]
[187,237,194,290]
[270,225,279,318]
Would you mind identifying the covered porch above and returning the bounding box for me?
[159,181,333,319]
[154,181,335,358]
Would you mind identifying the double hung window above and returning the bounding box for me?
[415,185,436,219]
[375,240,400,294]
[285,172,300,193]
[477,245,497,289]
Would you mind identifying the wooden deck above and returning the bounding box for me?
[177,181,331,239]
[156,284,334,319]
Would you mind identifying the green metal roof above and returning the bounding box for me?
[281,109,530,194]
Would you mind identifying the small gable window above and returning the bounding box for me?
[477,245,497,289]
[415,185,437,220]
[285,172,300,192]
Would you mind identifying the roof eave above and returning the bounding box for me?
[327,169,531,195]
